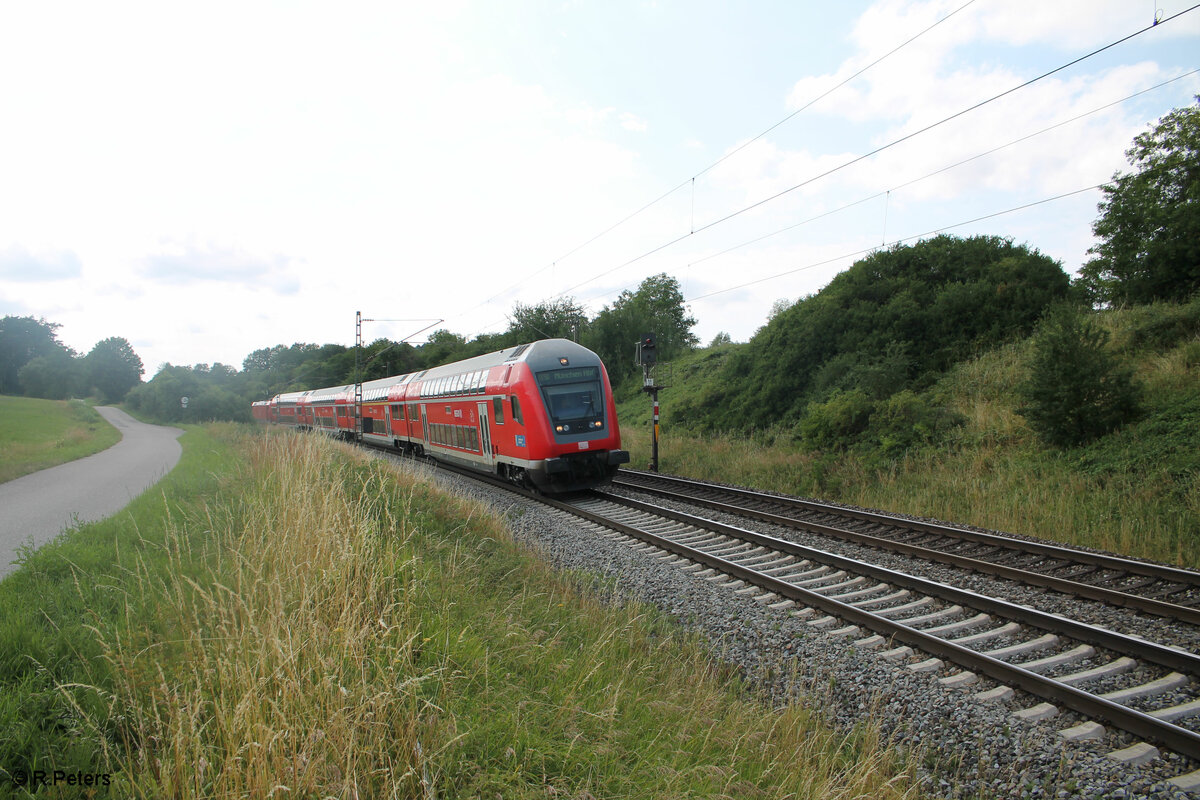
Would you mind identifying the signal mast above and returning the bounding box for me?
[637,333,663,472]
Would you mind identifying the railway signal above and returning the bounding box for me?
[636,333,663,472]
[638,333,657,365]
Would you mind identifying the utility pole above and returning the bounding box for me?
[355,311,365,443]
[353,312,445,444]
[637,333,663,472]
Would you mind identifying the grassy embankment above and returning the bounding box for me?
[0,396,121,484]
[0,425,918,798]
[618,304,1200,568]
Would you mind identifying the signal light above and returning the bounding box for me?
[639,333,657,365]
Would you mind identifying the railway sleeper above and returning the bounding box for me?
[825,581,892,603]
[949,621,1022,646]
[869,596,935,618]
[773,564,832,581]
[808,575,871,595]
[1012,643,1095,673]
[851,588,911,609]
[1056,656,1137,686]
[922,612,992,637]
[981,632,1059,659]
[1100,672,1188,703]
[1149,698,1200,723]
[792,569,849,588]
[894,604,964,628]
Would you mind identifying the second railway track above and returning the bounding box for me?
[611,470,1200,625]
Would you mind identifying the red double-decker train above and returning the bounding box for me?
[252,338,629,493]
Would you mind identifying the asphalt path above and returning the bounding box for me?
[0,406,183,578]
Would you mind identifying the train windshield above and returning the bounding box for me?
[536,366,604,434]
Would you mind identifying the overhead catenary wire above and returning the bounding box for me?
[448,0,982,324]
[682,67,1200,271]
[554,3,1200,300]
[684,183,1107,305]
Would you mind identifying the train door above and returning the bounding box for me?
[477,402,494,469]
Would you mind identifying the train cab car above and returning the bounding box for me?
[495,339,629,491]
[403,338,629,492]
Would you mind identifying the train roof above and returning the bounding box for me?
[263,339,603,405]
[413,339,599,382]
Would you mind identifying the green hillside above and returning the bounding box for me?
[617,297,1200,568]
[679,235,1070,433]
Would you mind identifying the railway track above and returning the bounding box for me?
[612,470,1200,625]
[542,489,1200,786]
[387,450,1200,789]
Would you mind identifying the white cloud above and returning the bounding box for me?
[620,112,648,132]
[0,245,83,282]
[139,241,299,292]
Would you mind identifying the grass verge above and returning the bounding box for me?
[0,396,121,484]
[0,426,919,799]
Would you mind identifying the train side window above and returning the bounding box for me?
[493,397,505,424]
[511,395,523,426]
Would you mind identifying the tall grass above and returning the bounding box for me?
[7,427,919,798]
[89,432,432,796]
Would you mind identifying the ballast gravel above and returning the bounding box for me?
[421,464,1200,799]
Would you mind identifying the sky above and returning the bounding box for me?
[1,0,1198,377]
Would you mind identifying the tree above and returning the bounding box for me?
[416,329,471,369]
[585,273,698,385]
[84,337,144,403]
[1077,98,1200,305]
[508,298,588,342]
[1017,305,1140,448]
[18,351,83,399]
[0,315,71,394]
[708,331,733,347]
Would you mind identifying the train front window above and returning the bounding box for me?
[536,367,604,434]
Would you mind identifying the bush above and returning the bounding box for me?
[867,390,965,457]
[1018,306,1141,448]
[798,389,875,451]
